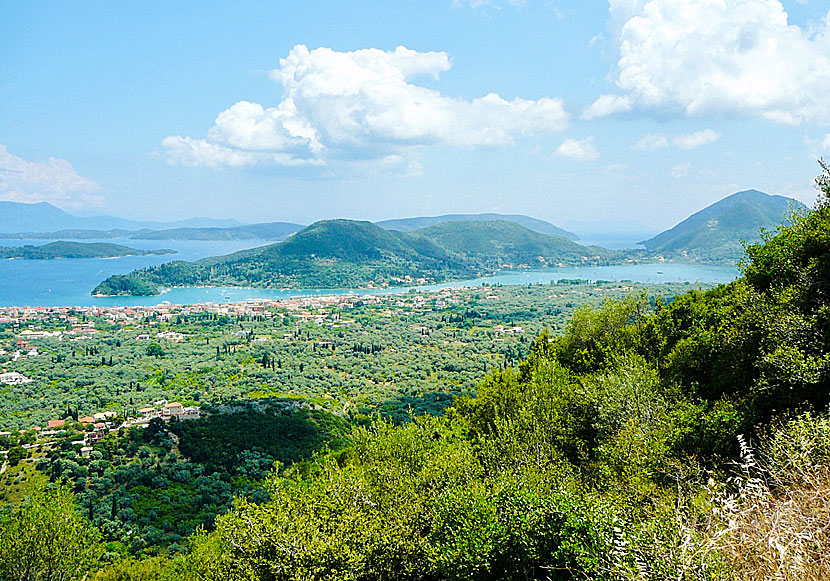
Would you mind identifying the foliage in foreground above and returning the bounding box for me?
[0,485,102,581]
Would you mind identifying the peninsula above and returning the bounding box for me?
[0,241,176,260]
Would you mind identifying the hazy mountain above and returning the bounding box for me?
[0,201,242,233]
[130,222,304,241]
[376,213,579,240]
[639,190,806,261]
[0,229,152,240]
[93,219,616,296]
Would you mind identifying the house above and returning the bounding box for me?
[162,402,184,419]
[137,407,156,418]
[80,446,94,458]
[79,416,95,424]
[47,419,66,429]
[162,402,184,420]
[85,431,105,445]
[0,371,33,385]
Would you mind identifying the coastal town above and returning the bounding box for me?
[0,281,701,433]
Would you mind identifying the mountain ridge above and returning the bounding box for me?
[0,201,242,233]
[639,189,806,261]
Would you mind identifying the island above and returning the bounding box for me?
[92,219,617,296]
[0,241,176,260]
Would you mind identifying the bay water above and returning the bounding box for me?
[0,238,739,307]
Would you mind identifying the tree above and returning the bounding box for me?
[0,486,102,581]
[146,342,165,358]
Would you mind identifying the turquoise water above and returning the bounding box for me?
[0,238,739,307]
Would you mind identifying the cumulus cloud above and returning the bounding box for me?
[0,145,102,207]
[590,0,830,124]
[634,129,720,150]
[555,137,599,161]
[581,94,632,119]
[165,45,569,168]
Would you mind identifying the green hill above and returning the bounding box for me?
[93,220,474,295]
[0,241,175,260]
[92,219,618,296]
[414,220,613,268]
[640,189,806,261]
[376,212,579,239]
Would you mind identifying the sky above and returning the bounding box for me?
[2,0,830,235]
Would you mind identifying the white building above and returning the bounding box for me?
[0,371,33,385]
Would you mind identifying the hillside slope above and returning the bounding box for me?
[640,190,805,261]
[414,220,613,268]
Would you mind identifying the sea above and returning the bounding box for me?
[0,238,740,308]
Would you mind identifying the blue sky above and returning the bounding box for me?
[2,1,829,235]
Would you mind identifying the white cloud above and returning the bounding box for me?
[598,0,830,124]
[162,136,324,168]
[555,137,599,161]
[671,161,691,179]
[0,145,102,207]
[165,45,569,168]
[822,133,830,150]
[581,94,632,119]
[634,129,720,150]
[673,129,720,149]
[634,134,670,151]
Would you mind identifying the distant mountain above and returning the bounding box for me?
[376,213,578,240]
[130,222,304,241]
[93,219,618,296]
[0,229,151,240]
[639,190,806,262]
[0,241,175,260]
[0,201,242,233]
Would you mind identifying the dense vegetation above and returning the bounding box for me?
[9,404,349,556]
[92,219,617,295]
[2,168,828,579]
[0,241,175,260]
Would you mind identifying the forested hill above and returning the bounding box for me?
[0,241,175,260]
[413,220,607,268]
[92,219,618,296]
[376,212,579,239]
[640,189,805,261]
